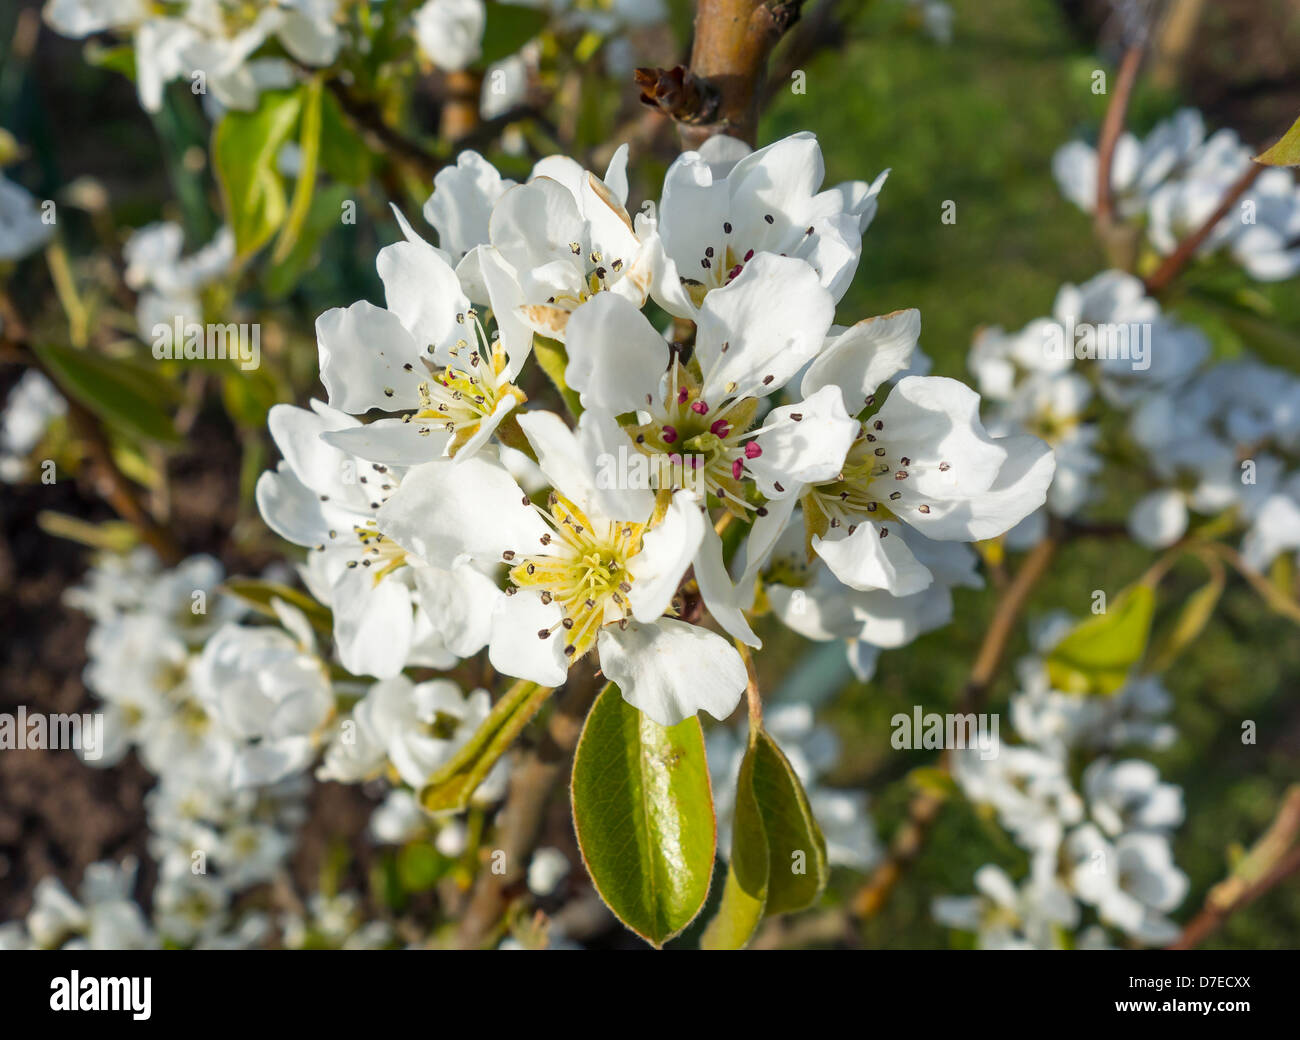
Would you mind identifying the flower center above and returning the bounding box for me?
[507,493,646,662]
[347,523,408,582]
[544,246,629,310]
[627,362,763,513]
[680,217,817,304]
[406,315,526,455]
[803,414,947,538]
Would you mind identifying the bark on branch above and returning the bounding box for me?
[641,0,809,148]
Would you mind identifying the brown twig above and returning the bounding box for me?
[1094,43,1145,232]
[1144,162,1265,294]
[850,534,1059,919]
[674,0,811,148]
[1167,786,1300,949]
[456,666,602,948]
[323,78,445,182]
[634,65,721,127]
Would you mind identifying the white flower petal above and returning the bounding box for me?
[564,292,669,415]
[813,521,934,594]
[749,385,858,497]
[377,238,469,364]
[695,253,834,400]
[801,308,921,404]
[597,618,746,726]
[1128,489,1188,549]
[489,590,568,686]
[331,566,414,679]
[376,455,549,567]
[317,301,425,413]
[627,491,706,622]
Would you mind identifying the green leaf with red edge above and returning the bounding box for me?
[571,683,715,948]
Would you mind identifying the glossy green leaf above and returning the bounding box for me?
[747,730,829,914]
[420,680,552,812]
[213,88,302,261]
[221,577,334,636]
[32,341,181,445]
[1255,112,1300,167]
[701,734,767,949]
[702,727,830,949]
[571,683,715,947]
[1046,583,1156,694]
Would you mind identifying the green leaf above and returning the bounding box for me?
[1149,571,1224,673]
[264,183,352,299]
[479,2,550,67]
[571,683,715,947]
[702,728,830,949]
[32,341,181,445]
[1046,583,1156,694]
[746,730,829,914]
[37,511,139,553]
[701,734,767,949]
[420,680,552,812]
[1255,113,1300,167]
[908,765,960,798]
[272,77,323,264]
[213,88,302,261]
[84,42,135,78]
[221,577,334,636]
[319,87,372,185]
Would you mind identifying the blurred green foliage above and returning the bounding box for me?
[756,0,1300,948]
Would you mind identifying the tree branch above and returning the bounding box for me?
[1094,43,1145,232]
[1168,786,1300,949]
[456,666,602,948]
[851,534,1059,919]
[1144,162,1265,294]
[641,0,809,148]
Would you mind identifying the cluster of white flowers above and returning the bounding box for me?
[257,130,1052,731]
[43,0,666,124]
[0,539,539,946]
[0,858,156,950]
[0,550,318,948]
[935,614,1187,949]
[1054,107,1300,281]
[124,221,234,338]
[708,701,881,871]
[45,0,344,113]
[968,269,1208,544]
[968,265,1300,565]
[1127,359,1300,562]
